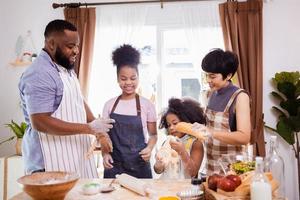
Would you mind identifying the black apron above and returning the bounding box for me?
[104,94,152,178]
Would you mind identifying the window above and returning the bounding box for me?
[135,27,223,114]
[88,3,224,176]
[89,4,223,117]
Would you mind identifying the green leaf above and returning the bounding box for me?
[296,80,300,97]
[4,120,25,138]
[277,82,296,99]
[264,125,277,133]
[20,122,27,136]
[276,118,294,145]
[0,136,15,145]
[272,106,287,118]
[290,114,300,132]
[280,99,299,116]
[271,91,285,102]
[274,71,300,85]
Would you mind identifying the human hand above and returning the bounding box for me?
[102,153,114,169]
[191,122,212,138]
[169,139,185,156]
[88,118,115,134]
[98,133,113,153]
[155,159,166,173]
[139,146,152,162]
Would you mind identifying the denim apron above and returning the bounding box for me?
[104,94,152,178]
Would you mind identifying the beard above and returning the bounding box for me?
[54,47,75,70]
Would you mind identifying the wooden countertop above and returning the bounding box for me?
[10,179,192,200]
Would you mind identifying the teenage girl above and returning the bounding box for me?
[102,44,157,178]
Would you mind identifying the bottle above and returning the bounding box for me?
[250,157,272,200]
[264,135,285,197]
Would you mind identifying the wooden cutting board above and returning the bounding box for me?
[10,179,193,200]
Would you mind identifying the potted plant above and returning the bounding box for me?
[265,71,300,198]
[1,120,27,155]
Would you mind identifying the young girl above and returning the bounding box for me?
[102,44,157,178]
[195,48,251,175]
[154,98,205,179]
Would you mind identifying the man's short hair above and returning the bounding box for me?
[44,19,77,38]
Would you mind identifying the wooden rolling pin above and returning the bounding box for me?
[116,173,153,196]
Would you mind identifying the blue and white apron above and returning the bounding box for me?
[38,66,98,178]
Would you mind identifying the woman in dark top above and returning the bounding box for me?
[194,49,251,175]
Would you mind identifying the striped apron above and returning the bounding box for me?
[38,66,98,178]
[205,89,246,176]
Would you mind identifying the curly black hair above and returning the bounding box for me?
[201,48,239,80]
[159,97,206,129]
[112,44,140,75]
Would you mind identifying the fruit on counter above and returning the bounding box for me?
[206,171,279,198]
[225,174,242,188]
[175,122,206,140]
[208,174,242,192]
[208,174,223,191]
[217,177,237,192]
[217,175,242,192]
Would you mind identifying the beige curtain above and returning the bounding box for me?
[64,8,96,99]
[219,0,265,156]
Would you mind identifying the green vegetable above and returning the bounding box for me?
[83,183,100,188]
[231,161,255,174]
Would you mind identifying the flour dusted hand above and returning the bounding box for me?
[88,118,115,134]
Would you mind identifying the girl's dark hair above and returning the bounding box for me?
[201,48,239,79]
[112,44,140,74]
[159,97,206,129]
[44,19,77,38]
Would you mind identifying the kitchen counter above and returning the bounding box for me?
[10,179,193,200]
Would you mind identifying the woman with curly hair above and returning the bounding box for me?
[101,44,157,178]
[154,97,205,179]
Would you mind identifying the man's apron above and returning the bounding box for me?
[104,94,152,178]
[38,66,98,178]
[205,89,245,176]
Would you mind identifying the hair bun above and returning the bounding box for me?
[112,44,140,67]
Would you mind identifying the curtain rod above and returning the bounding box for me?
[52,0,218,9]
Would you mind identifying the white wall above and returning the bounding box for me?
[0,0,299,198]
[0,0,63,156]
[263,0,300,199]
